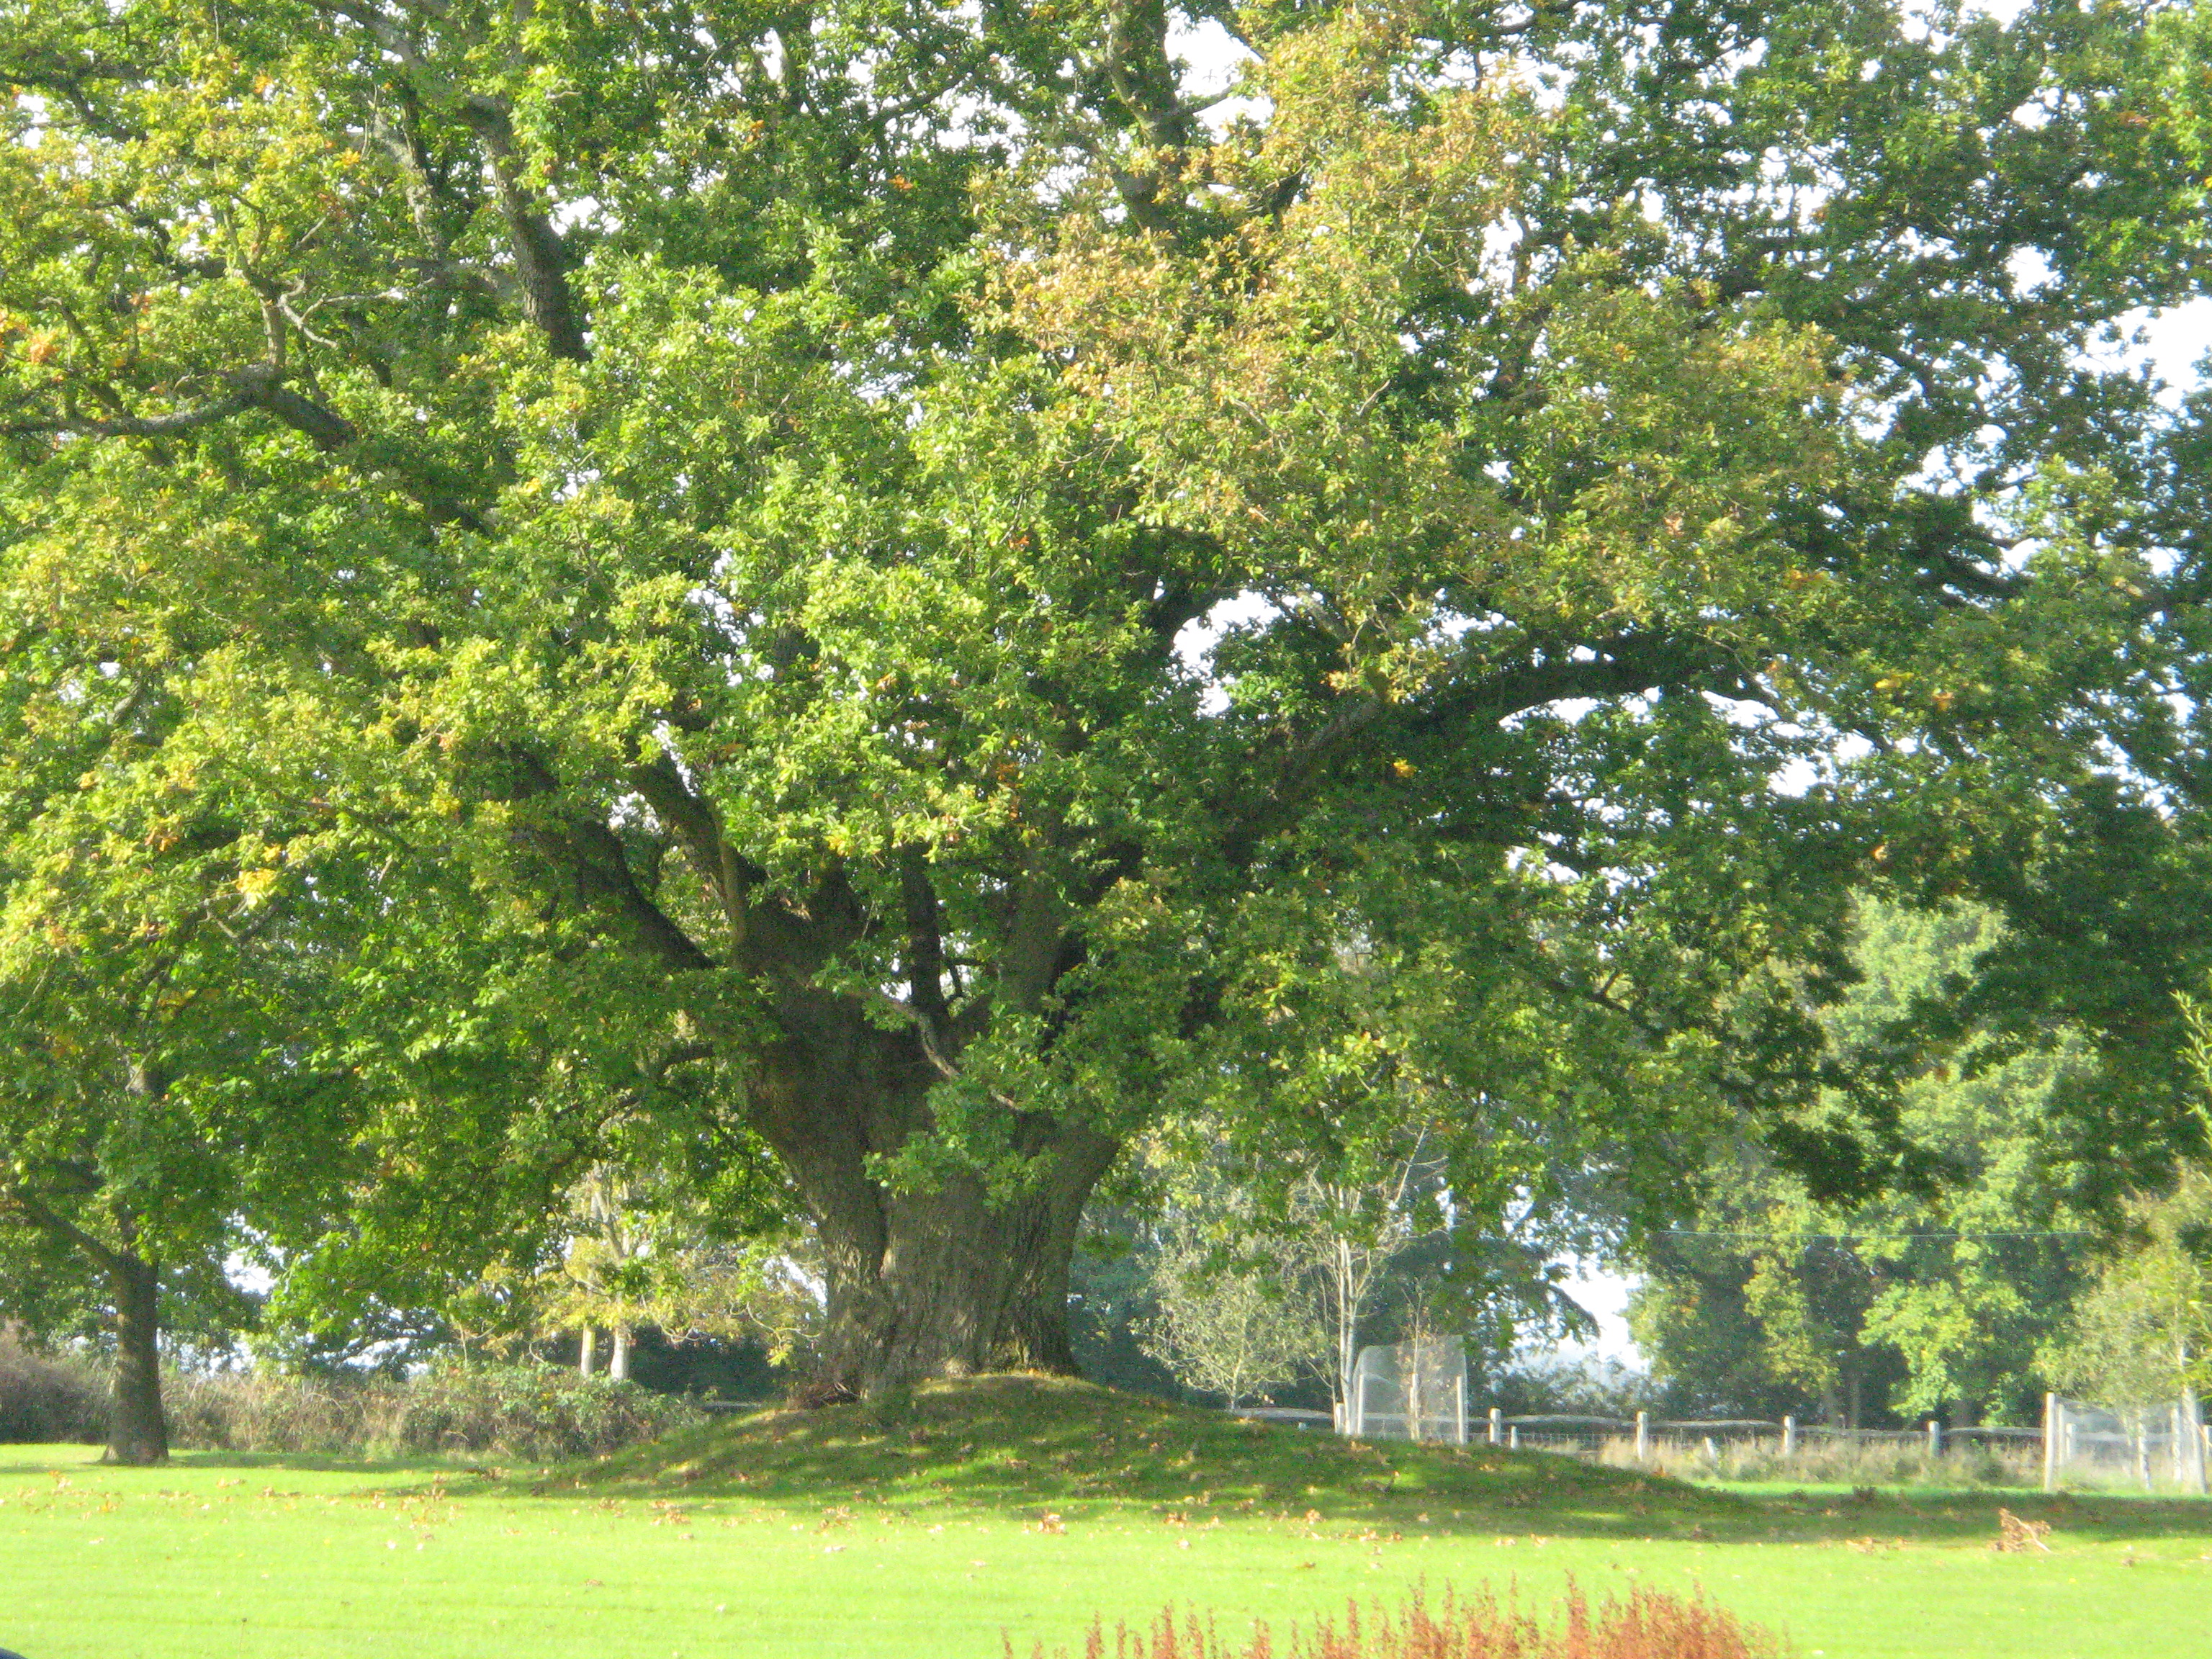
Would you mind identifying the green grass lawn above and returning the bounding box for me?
[4,1377,2208,1659]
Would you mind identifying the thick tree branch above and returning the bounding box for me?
[456,96,590,363]
[498,747,716,972]
[310,0,588,359]
[899,845,953,1033]
[369,86,456,269]
[1,49,148,141]
[626,756,763,881]
[7,361,495,534]
[5,367,361,451]
[998,819,1074,1020]
[1217,629,1742,871]
[2,396,250,442]
[0,1181,120,1275]
[1446,631,1743,728]
[521,799,717,974]
[622,754,836,974]
[225,365,360,451]
[1100,0,1192,150]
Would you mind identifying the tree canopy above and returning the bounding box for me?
[4,0,2209,1430]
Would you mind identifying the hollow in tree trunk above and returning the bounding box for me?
[108,1247,167,1465]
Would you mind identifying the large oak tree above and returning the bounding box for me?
[4,0,2205,1406]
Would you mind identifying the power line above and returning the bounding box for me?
[1657,1228,2097,1243]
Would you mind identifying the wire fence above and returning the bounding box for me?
[1465,1413,2056,1486]
[1231,1403,2208,1490]
[1222,1346,2207,1496]
[1417,1404,2203,1491]
[1236,1404,2048,1462]
[2046,1395,2210,1494]
[1477,1413,2041,1453]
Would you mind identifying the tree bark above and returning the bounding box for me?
[0,1178,168,1462]
[807,1161,1110,1393]
[811,1158,1112,1393]
[748,1006,1119,1397]
[107,1248,167,1465]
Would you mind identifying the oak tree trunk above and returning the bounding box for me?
[809,1159,1112,1393]
[107,1249,167,1465]
[749,1008,1119,1398]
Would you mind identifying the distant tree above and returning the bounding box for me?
[557,1167,654,1382]
[2041,996,2212,1409]
[1135,1161,1324,1411]
[1634,903,2099,1427]
[1291,1141,1451,1411]
[0,604,356,1460]
[2044,1169,2212,1406]
[1068,1206,1184,1402]
[1119,1117,1598,1413]
[550,1165,822,1383]
[1635,1208,1906,1426]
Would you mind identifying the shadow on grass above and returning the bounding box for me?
[499,1375,1750,1542]
[480,1375,2212,1551]
[0,1442,491,1479]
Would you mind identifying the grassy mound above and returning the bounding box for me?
[544,1373,1737,1536]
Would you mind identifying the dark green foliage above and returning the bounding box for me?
[1069,1209,1188,1404]
[1633,1235,1914,1425]
[0,1328,105,1444]
[1632,902,2100,1426]
[161,1361,704,1462]
[604,1327,784,1403]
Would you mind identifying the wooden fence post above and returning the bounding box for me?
[2041,1393,2059,1493]
[2180,1387,2207,1496]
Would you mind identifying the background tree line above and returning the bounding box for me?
[1064,903,2212,1433]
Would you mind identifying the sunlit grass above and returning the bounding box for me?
[4,1377,2208,1659]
